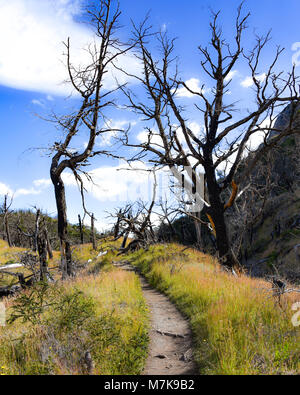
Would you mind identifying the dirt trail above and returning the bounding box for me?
[114,261,197,376]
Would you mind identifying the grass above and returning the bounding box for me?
[0,243,149,375]
[2,238,300,375]
[123,243,300,375]
[0,239,25,266]
[0,240,61,287]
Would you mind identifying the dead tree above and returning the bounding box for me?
[48,0,134,277]
[1,194,13,247]
[38,236,48,282]
[42,218,53,260]
[90,214,97,251]
[33,207,41,253]
[118,4,300,269]
[78,214,84,245]
[112,171,158,253]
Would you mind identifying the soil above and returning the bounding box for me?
[114,261,198,376]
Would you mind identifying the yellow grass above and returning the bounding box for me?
[126,243,300,375]
[0,265,149,375]
[0,240,24,265]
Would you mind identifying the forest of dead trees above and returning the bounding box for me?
[1,0,300,291]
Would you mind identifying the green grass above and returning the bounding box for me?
[124,243,300,375]
[0,243,149,375]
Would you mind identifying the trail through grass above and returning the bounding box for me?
[125,244,300,375]
[0,243,149,375]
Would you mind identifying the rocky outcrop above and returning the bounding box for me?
[269,103,300,139]
[231,103,300,283]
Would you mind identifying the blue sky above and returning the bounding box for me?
[0,0,299,230]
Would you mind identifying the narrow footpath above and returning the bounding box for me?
[114,261,197,375]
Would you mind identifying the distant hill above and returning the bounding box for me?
[0,209,103,250]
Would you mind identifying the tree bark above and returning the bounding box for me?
[33,209,41,253]
[205,162,235,269]
[90,214,96,250]
[4,195,12,248]
[51,174,72,278]
[38,236,48,281]
[78,214,84,244]
[43,224,53,260]
[121,231,130,249]
[194,212,202,248]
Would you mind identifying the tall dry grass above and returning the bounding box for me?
[0,243,149,375]
[127,244,300,375]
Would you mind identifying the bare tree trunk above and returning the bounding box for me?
[90,213,96,251]
[78,214,84,244]
[33,209,41,253]
[43,221,53,260]
[121,231,130,249]
[4,195,12,247]
[114,209,122,239]
[194,212,202,248]
[206,168,235,269]
[52,174,71,278]
[38,236,48,281]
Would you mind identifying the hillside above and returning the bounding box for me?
[0,209,106,251]
[231,105,300,282]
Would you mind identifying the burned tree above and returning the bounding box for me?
[78,214,84,245]
[1,194,13,247]
[118,4,300,269]
[112,171,158,253]
[90,214,97,251]
[49,0,133,277]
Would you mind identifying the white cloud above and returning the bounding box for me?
[241,73,266,88]
[0,0,141,96]
[245,117,274,151]
[33,179,52,188]
[0,182,13,196]
[31,99,45,107]
[137,121,203,149]
[224,70,238,82]
[161,23,167,33]
[14,188,41,197]
[187,121,202,136]
[292,42,300,67]
[0,180,46,199]
[137,130,163,147]
[245,131,266,151]
[59,161,157,203]
[97,120,137,147]
[176,78,204,98]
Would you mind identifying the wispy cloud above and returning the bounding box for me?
[0,181,42,198]
[59,161,157,203]
[14,188,41,197]
[0,182,13,196]
[33,179,52,188]
[96,120,137,147]
[241,73,266,88]
[224,70,238,82]
[292,42,300,67]
[31,99,45,107]
[176,78,205,98]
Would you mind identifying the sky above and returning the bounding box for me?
[0,0,300,231]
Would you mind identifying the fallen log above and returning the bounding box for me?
[0,270,26,289]
[0,284,20,298]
